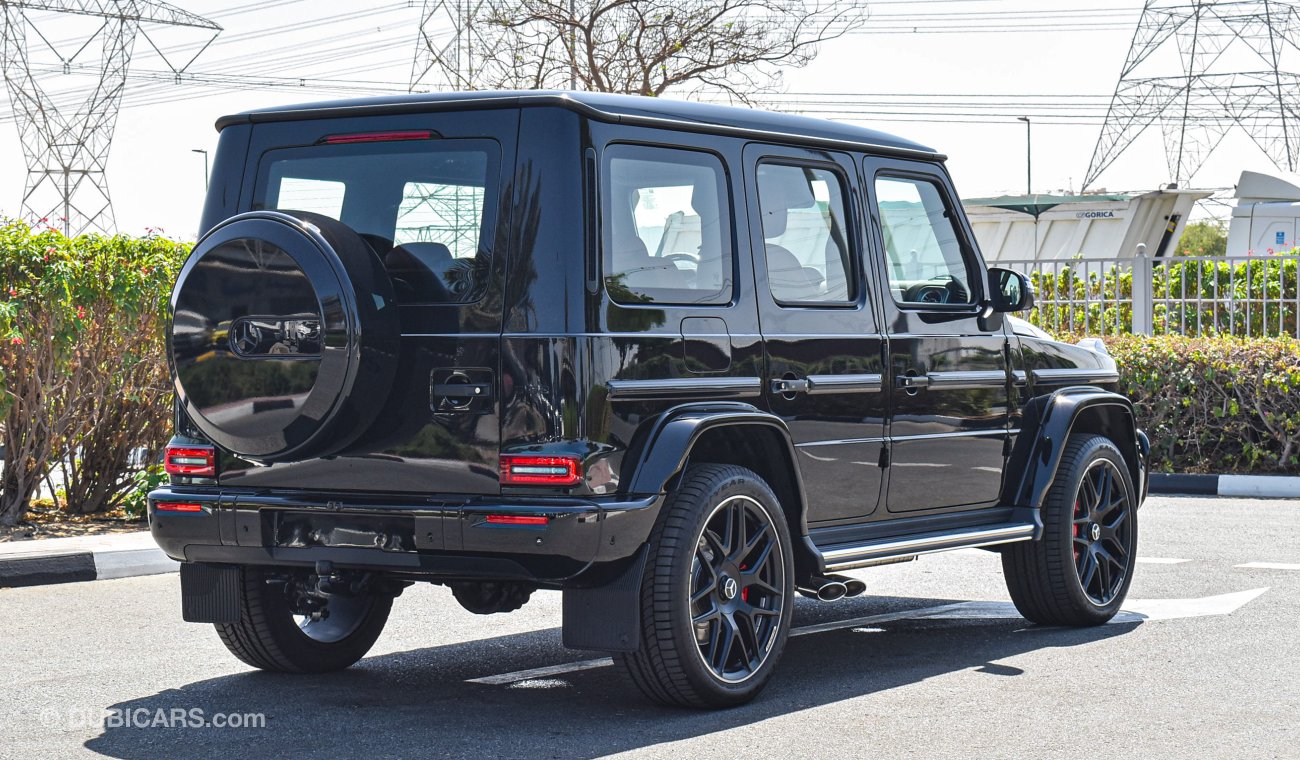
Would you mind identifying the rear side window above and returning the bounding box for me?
[603,144,733,306]
[255,139,498,304]
[874,176,976,306]
[755,163,856,305]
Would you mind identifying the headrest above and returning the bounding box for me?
[757,165,816,239]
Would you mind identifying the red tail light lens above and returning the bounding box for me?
[322,130,432,144]
[164,446,216,478]
[499,455,582,487]
[155,502,205,513]
[485,514,550,526]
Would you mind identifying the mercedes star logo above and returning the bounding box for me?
[231,320,262,355]
[721,576,739,601]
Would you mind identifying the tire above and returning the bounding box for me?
[618,464,795,708]
[215,566,393,673]
[1002,434,1139,626]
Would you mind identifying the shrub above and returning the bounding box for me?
[0,221,189,525]
[1106,336,1300,475]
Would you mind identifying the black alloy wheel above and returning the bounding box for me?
[1071,458,1134,606]
[690,494,787,683]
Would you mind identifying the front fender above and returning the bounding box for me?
[1006,387,1146,510]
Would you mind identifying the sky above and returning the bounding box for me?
[0,0,1293,240]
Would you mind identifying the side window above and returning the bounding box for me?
[756,163,856,304]
[603,145,732,306]
[874,175,976,306]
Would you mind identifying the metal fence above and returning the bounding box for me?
[997,252,1300,338]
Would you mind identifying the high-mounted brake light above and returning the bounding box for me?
[485,514,550,526]
[322,130,432,145]
[155,502,205,513]
[499,455,582,487]
[164,445,216,478]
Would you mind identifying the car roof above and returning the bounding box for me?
[216,90,943,161]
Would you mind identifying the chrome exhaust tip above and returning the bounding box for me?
[798,578,849,601]
[816,581,848,601]
[840,577,867,597]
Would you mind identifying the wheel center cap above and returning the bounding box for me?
[720,576,739,601]
[1090,523,1102,541]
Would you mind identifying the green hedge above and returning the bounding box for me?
[1106,336,1300,475]
[0,221,190,525]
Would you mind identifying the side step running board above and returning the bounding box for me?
[818,521,1038,573]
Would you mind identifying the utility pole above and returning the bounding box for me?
[1017,116,1032,197]
[192,149,209,190]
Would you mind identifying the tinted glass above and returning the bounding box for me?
[756,163,855,304]
[603,145,732,306]
[256,141,497,304]
[875,176,975,306]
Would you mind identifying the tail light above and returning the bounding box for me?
[155,502,205,513]
[164,445,216,478]
[484,514,549,526]
[499,454,582,487]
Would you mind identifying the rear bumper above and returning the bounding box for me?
[147,487,661,586]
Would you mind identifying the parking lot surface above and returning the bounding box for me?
[1,495,1296,759]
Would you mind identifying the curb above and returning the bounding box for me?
[0,532,176,589]
[1149,473,1300,498]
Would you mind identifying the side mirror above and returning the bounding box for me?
[988,267,1035,313]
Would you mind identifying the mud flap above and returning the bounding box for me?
[180,562,241,624]
[561,544,648,652]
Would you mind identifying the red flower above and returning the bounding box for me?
[76,306,87,320]
[7,288,16,297]
[9,336,22,346]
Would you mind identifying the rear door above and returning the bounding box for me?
[862,157,1012,513]
[746,143,886,525]
[217,109,518,495]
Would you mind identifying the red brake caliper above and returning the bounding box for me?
[1073,501,1081,560]
[739,564,749,602]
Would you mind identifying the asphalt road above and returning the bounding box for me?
[2,496,1298,759]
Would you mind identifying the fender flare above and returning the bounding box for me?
[1005,386,1147,510]
[624,402,805,498]
[621,401,817,558]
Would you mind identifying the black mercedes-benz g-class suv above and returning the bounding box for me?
[152,91,1148,708]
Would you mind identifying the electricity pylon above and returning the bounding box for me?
[0,1,220,235]
[1084,0,1300,190]
[410,0,491,93]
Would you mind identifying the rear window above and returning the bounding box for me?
[254,138,499,304]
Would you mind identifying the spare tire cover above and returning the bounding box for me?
[170,210,399,462]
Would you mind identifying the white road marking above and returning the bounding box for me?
[465,588,1268,686]
[466,657,614,685]
[1136,557,1192,565]
[1236,562,1300,571]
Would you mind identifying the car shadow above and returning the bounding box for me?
[85,595,1139,759]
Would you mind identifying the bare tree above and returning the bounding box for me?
[416,0,869,102]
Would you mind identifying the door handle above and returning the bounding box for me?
[771,377,810,395]
[895,374,930,390]
[433,382,493,399]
